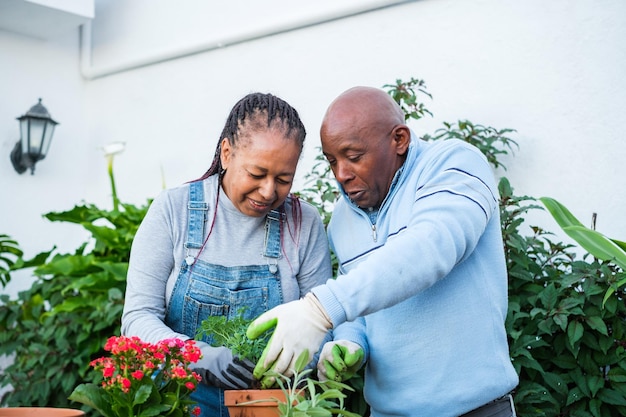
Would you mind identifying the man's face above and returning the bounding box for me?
[321,124,405,209]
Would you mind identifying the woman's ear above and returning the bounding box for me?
[220,138,232,169]
[393,125,411,156]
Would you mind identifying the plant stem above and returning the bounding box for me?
[107,155,120,212]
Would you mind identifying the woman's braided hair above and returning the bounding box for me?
[196,92,306,181]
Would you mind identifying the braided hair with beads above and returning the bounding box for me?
[196,92,306,181]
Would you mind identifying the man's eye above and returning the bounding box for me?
[347,154,362,162]
[250,173,264,179]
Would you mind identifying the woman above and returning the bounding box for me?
[121,92,332,416]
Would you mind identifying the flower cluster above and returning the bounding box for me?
[70,335,202,417]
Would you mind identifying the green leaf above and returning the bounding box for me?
[133,384,153,406]
[587,374,604,397]
[69,384,115,417]
[539,197,585,229]
[563,225,626,271]
[553,313,568,332]
[597,388,626,405]
[539,283,558,310]
[568,321,584,346]
[584,316,608,336]
[544,372,569,396]
[566,387,585,406]
[608,368,626,383]
[294,349,311,373]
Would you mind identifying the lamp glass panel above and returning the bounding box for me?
[19,118,29,154]
[41,122,55,157]
[26,118,46,156]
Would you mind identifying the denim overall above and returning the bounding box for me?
[165,181,284,417]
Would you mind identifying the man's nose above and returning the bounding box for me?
[333,160,353,184]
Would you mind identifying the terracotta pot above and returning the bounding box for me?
[224,389,286,417]
[0,408,84,417]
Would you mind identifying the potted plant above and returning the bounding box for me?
[68,335,202,417]
[198,311,359,417]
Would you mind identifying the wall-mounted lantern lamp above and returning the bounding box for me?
[10,98,59,175]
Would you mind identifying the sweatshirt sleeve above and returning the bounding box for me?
[121,190,189,343]
[313,141,499,327]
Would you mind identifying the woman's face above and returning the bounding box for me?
[220,130,301,217]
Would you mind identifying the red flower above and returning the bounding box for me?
[103,364,115,378]
[121,377,131,392]
[79,335,201,417]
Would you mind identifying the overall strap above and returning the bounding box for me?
[185,181,208,249]
[264,206,284,273]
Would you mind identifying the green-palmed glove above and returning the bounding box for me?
[317,340,364,382]
[246,293,332,387]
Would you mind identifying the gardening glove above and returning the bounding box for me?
[247,293,332,385]
[317,340,364,382]
[190,341,255,390]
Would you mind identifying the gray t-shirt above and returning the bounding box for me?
[121,175,332,343]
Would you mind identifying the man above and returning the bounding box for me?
[248,86,519,416]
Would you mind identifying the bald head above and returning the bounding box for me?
[321,86,405,137]
[319,86,411,209]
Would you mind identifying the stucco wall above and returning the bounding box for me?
[1,0,625,300]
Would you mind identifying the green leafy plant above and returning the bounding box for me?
[0,148,151,412]
[0,233,23,287]
[540,196,626,303]
[249,350,360,417]
[383,77,433,122]
[196,308,270,364]
[422,120,518,170]
[69,335,202,417]
[501,178,626,416]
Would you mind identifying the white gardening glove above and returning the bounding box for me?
[246,293,332,387]
[190,341,255,390]
[317,340,364,382]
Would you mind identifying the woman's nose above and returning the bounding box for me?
[258,179,276,199]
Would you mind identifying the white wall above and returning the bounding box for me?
[2,0,625,300]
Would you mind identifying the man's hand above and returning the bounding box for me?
[317,340,364,382]
[247,293,332,384]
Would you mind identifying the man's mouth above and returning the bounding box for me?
[346,190,365,202]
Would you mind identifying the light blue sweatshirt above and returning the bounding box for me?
[312,135,519,417]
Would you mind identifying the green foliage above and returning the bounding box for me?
[422,120,518,170]
[540,196,626,302]
[0,234,23,287]
[0,200,151,412]
[197,308,270,364]
[383,77,433,122]
[295,153,337,232]
[265,350,360,417]
[501,179,626,416]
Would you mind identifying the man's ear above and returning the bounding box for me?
[393,125,411,156]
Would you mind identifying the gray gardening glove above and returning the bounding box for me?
[191,341,255,389]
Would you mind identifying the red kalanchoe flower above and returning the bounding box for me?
[72,335,202,417]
